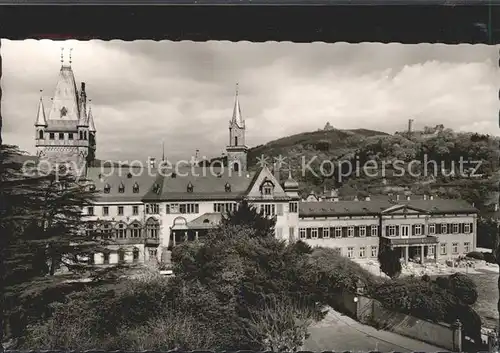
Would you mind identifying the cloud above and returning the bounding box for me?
[2,39,498,162]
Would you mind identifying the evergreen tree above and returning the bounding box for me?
[377,244,402,279]
[221,200,276,238]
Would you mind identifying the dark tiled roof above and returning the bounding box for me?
[143,167,258,201]
[86,167,159,202]
[300,197,477,217]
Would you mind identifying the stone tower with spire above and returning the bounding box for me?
[35,49,96,176]
[226,83,248,173]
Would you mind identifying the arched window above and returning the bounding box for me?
[130,222,142,238]
[133,182,139,193]
[38,130,44,139]
[233,162,239,172]
[132,247,140,263]
[146,218,159,238]
[103,250,110,264]
[118,248,126,263]
[234,136,238,146]
[116,222,127,238]
[118,182,125,193]
[104,184,111,193]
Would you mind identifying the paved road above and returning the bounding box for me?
[304,308,445,352]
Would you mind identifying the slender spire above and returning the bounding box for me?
[162,140,165,162]
[87,99,96,132]
[231,83,244,127]
[35,89,47,126]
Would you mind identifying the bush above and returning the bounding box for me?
[482,252,496,264]
[377,247,402,279]
[435,273,478,306]
[465,251,484,260]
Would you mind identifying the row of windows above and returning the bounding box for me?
[91,248,141,265]
[386,223,472,237]
[39,131,90,141]
[214,202,237,213]
[86,220,160,239]
[166,203,199,214]
[346,245,379,259]
[88,205,140,216]
[145,202,297,216]
[299,226,379,239]
[440,242,471,255]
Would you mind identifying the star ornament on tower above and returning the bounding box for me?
[256,154,270,168]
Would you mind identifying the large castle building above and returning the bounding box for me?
[33,57,478,266]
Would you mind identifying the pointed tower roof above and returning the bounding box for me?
[87,104,96,132]
[47,64,80,122]
[231,83,244,128]
[35,93,47,126]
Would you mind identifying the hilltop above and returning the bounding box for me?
[245,125,499,212]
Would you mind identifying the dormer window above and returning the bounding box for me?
[133,182,139,193]
[118,182,125,193]
[224,182,231,192]
[187,182,194,193]
[103,183,110,194]
[261,180,274,196]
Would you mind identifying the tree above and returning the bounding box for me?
[221,200,276,238]
[243,294,318,352]
[377,246,402,279]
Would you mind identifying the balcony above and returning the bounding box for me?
[383,236,439,246]
[145,237,160,246]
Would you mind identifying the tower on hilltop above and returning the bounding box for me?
[35,49,96,176]
[226,83,248,172]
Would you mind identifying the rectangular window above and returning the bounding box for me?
[440,243,447,255]
[276,203,284,216]
[103,252,110,264]
[452,224,459,234]
[299,228,306,239]
[289,227,295,240]
[371,225,378,237]
[429,224,436,235]
[118,206,124,216]
[49,133,55,140]
[276,227,283,238]
[289,202,298,213]
[311,228,318,239]
[359,226,366,237]
[464,242,470,253]
[335,227,342,238]
[103,206,109,216]
[400,225,410,237]
[359,246,366,258]
[414,224,422,236]
[58,132,64,140]
[347,226,354,237]
[87,206,94,216]
[263,204,276,217]
[441,224,448,234]
[464,223,471,233]
[149,249,157,259]
[371,245,378,258]
[347,247,354,258]
[322,227,330,238]
[263,186,272,195]
[428,245,435,256]
[179,203,199,214]
[388,225,396,236]
[452,242,459,254]
[68,133,73,140]
[146,204,160,214]
[167,204,179,214]
[132,206,139,215]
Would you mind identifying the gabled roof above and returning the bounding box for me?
[35,97,47,126]
[231,84,244,128]
[143,166,258,201]
[245,166,290,201]
[86,167,160,203]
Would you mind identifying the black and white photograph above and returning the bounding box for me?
[1,39,499,352]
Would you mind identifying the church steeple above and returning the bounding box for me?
[226,83,248,173]
[231,83,244,128]
[87,102,96,132]
[35,91,47,126]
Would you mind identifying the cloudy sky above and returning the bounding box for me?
[2,40,498,162]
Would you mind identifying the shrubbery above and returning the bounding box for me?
[466,251,484,260]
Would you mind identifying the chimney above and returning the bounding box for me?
[365,196,371,201]
[396,194,400,201]
[273,162,280,183]
[408,118,413,133]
